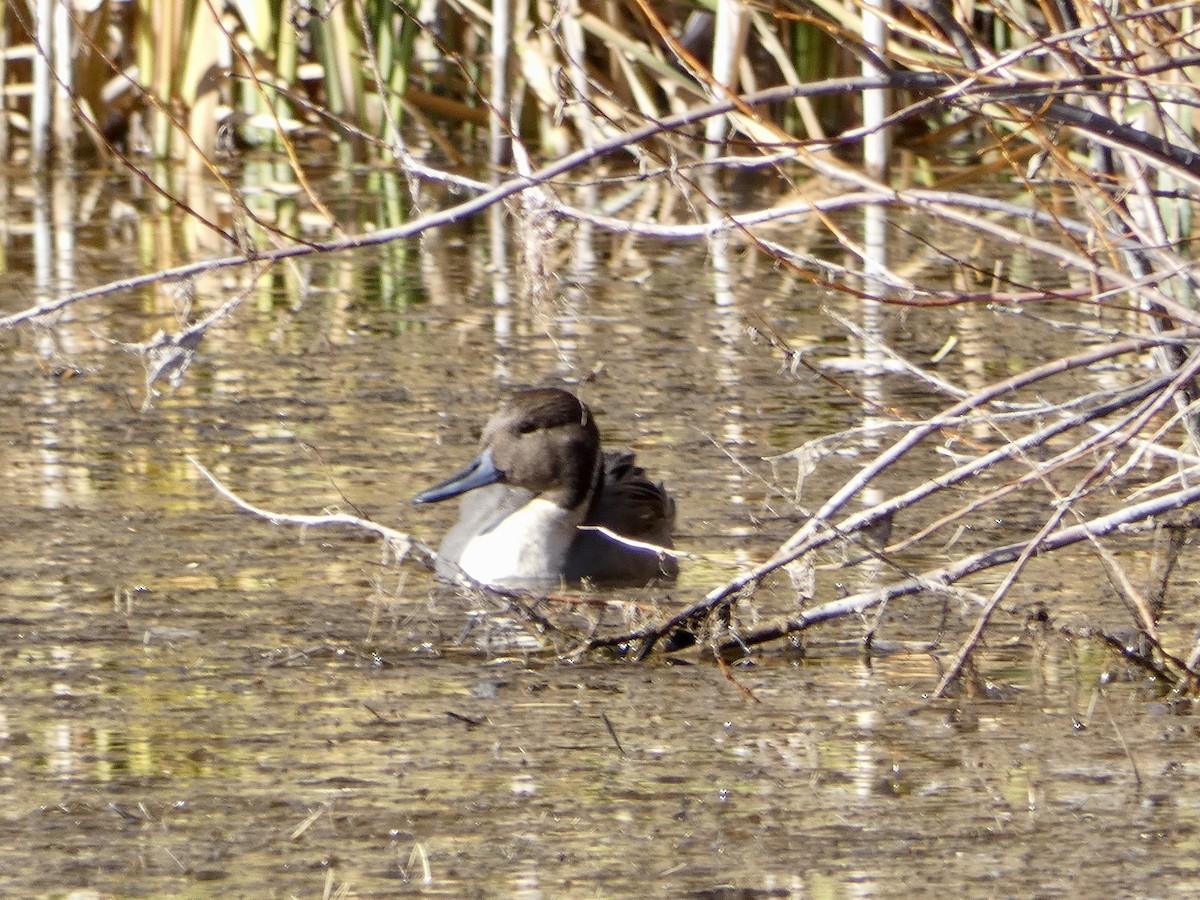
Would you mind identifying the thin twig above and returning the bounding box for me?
[7,70,1200,331]
[600,712,627,757]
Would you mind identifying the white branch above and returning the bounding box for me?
[187,455,436,569]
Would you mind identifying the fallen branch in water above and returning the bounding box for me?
[722,477,1200,652]
[601,335,1194,659]
[187,455,437,571]
[572,325,1200,691]
[188,455,580,645]
[930,350,1200,696]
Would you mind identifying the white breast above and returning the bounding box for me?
[457,497,582,586]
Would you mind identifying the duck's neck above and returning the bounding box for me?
[457,449,605,586]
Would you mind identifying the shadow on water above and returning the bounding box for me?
[2,169,1200,895]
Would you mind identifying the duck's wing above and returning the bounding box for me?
[567,450,678,583]
[587,450,675,546]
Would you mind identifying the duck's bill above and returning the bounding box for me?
[413,448,505,504]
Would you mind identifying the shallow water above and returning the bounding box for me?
[2,168,1200,896]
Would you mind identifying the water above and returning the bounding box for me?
[1,167,1198,896]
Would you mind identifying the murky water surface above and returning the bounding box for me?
[3,169,1200,896]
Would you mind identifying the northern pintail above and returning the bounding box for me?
[414,388,677,588]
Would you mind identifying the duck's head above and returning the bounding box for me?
[414,388,601,511]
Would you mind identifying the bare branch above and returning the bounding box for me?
[187,455,436,570]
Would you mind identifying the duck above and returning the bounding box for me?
[414,387,677,588]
